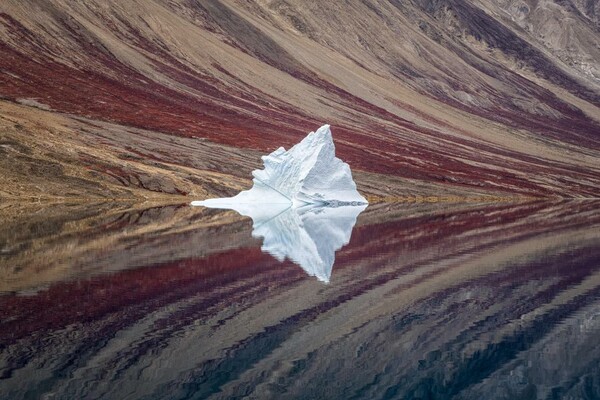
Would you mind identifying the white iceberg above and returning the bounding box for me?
[191,124,368,282]
[192,124,368,207]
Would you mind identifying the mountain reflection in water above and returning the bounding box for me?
[0,200,599,400]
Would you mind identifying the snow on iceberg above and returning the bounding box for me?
[191,124,368,282]
[192,124,368,207]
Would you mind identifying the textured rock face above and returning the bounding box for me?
[488,0,600,82]
[193,125,368,207]
[0,1,600,198]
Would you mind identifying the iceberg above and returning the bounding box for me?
[192,124,368,207]
[191,124,368,282]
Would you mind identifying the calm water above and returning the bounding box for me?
[0,200,599,400]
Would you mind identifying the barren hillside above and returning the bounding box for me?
[1,0,599,198]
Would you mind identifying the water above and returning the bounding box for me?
[0,200,599,399]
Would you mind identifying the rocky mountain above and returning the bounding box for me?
[1,0,599,199]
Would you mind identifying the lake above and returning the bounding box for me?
[0,200,599,399]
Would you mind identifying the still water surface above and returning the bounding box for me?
[0,200,599,399]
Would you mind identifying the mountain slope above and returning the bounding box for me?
[1,0,599,198]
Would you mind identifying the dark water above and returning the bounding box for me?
[0,200,599,400]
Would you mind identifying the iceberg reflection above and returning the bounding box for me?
[202,202,367,283]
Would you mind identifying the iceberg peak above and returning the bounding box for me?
[193,124,368,207]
